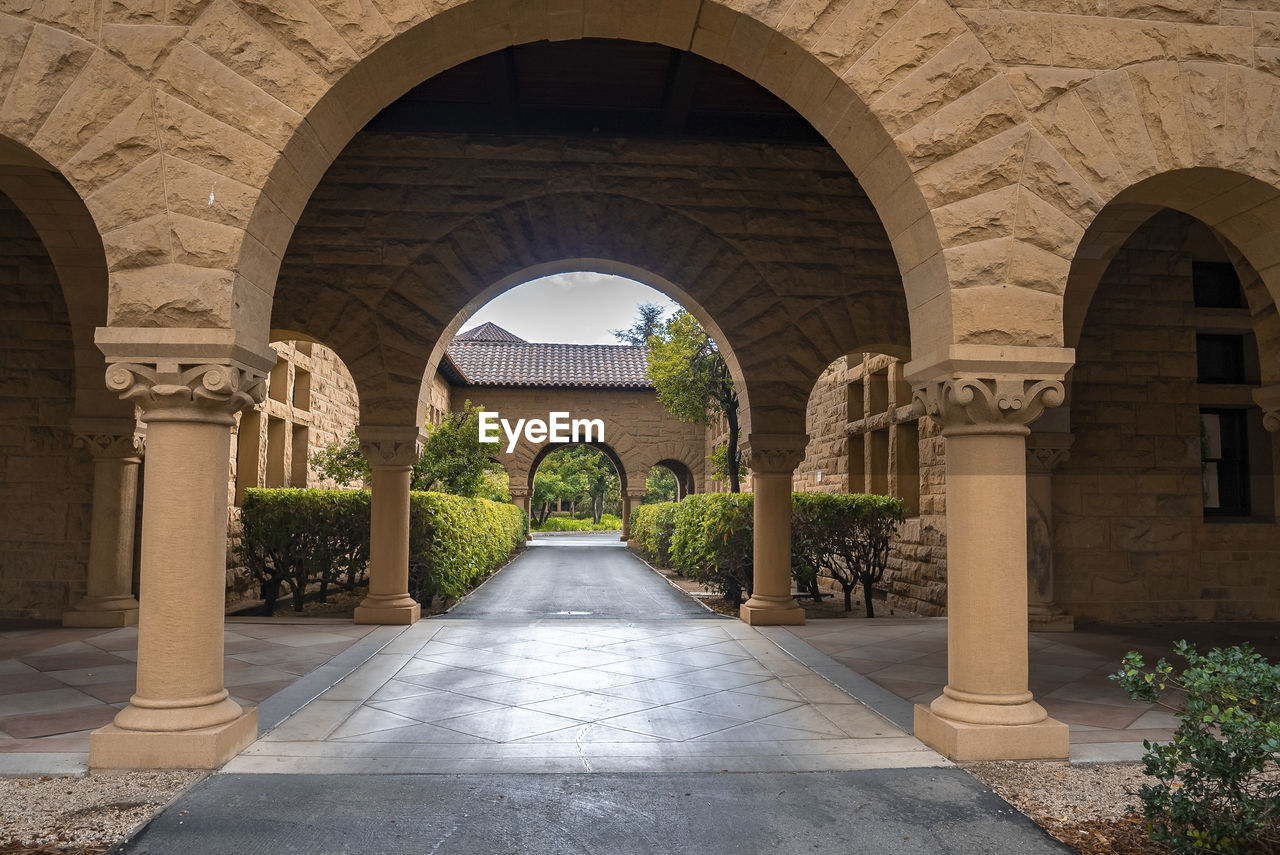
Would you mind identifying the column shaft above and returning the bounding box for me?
[739,436,806,626]
[354,427,421,625]
[64,432,142,628]
[911,376,1069,761]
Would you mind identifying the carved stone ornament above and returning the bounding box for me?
[745,434,809,475]
[913,377,1065,435]
[1253,384,1280,433]
[105,362,267,423]
[1026,433,1074,475]
[357,427,424,469]
[74,432,145,460]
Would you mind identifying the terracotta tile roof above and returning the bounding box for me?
[446,324,651,388]
[455,322,527,343]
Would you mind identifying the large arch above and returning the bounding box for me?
[235,3,944,360]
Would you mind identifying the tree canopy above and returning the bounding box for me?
[610,302,666,346]
[645,309,743,491]
[532,445,620,523]
[310,400,507,501]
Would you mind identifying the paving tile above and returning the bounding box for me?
[76,680,137,704]
[367,692,502,723]
[0,705,117,739]
[44,664,139,687]
[533,668,643,692]
[328,707,424,740]
[333,722,492,744]
[434,707,581,742]
[752,706,848,738]
[0,688,102,718]
[473,658,576,680]
[655,649,747,668]
[600,679,717,705]
[671,690,799,722]
[511,723,668,744]
[595,658,695,680]
[733,680,805,702]
[667,667,771,691]
[0,671,65,695]
[19,652,130,672]
[397,668,514,693]
[521,691,654,722]
[454,680,580,706]
[1038,698,1147,730]
[229,679,297,703]
[600,706,742,741]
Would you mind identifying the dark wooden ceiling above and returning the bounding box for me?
[366,39,825,144]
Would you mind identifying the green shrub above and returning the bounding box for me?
[1112,642,1280,854]
[530,514,622,532]
[631,502,679,565]
[408,492,525,602]
[670,493,754,604]
[238,489,370,615]
[791,493,906,616]
[238,488,522,613]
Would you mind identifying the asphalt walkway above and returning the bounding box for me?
[113,535,1068,853]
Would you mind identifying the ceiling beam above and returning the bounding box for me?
[660,51,700,135]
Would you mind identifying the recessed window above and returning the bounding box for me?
[1192,261,1245,309]
[1196,334,1247,384]
[1201,409,1250,516]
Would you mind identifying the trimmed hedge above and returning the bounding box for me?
[669,493,755,604]
[238,488,524,614]
[631,502,678,564]
[631,491,905,611]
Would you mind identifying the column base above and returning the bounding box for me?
[914,704,1069,761]
[354,600,420,625]
[63,604,139,628]
[1029,612,1075,632]
[89,708,258,769]
[739,595,805,626]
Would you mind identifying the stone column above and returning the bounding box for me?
[353,426,423,626]
[63,422,143,628]
[1026,433,1074,632]
[90,360,267,769]
[911,377,1070,761]
[739,433,807,626]
[621,489,646,542]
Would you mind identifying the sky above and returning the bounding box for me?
[458,272,681,344]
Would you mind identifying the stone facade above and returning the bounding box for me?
[3,0,1280,764]
[0,192,94,620]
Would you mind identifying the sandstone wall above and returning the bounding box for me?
[450,384,705,495]
[0,192,93,620]
[797,354,948,616]
[1056,211,1280,622]
[225,339,360,609]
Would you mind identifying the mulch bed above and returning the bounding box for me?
[1,843,106,854]
[1038,816,1170,855]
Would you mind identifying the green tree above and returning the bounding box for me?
[611,302,666,345]
[645,466,679,504]
[646,310,742,491]
[533,445,619,523]
[310,400,504,498]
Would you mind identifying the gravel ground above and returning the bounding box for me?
[967,761,1169,854]
[0,770,206,853]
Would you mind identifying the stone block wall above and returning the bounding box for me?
[1055,212,1280,622]
[0,194,93,620]
[796,354,948,616]
[225,340,360,609]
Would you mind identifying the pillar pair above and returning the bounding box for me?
[620,489,646,541]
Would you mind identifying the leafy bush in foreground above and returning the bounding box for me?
[239,488,523,612]
[791,493,906,616]
[631,502,679,565]
[669,493,754,604]
[1112,642,1280,854]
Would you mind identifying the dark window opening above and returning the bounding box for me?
[1192,261,1246,309]
[1201,408,1250,516]
[1197,334,1247,384]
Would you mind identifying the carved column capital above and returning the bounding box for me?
[745,433,809,475]
[913,377,1065,436]
[105,362,267,425]
[357,426,424,469]
[625,489,648,501]
[1026,432,1074,475]
[74,431,145,460]
[1253,384,1280,432]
